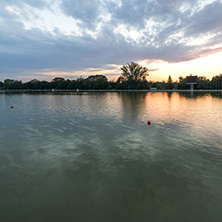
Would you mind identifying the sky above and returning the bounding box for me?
[0,0,222,82]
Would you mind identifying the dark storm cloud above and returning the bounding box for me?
[0,0,222,80]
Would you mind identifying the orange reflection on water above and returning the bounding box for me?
[142,92,222,136]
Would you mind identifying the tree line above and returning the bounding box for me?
[0,62,222,90]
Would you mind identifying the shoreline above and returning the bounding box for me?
[0,89,222,93]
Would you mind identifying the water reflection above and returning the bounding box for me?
[119,92,147,120]
[166,92,173,99]
[178,91,222,99]
[0,92,222,222]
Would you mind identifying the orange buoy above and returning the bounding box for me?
[147,120,151,125]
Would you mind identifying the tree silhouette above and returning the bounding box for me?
[167,75,173,89]
[86,75,108,89]
[120,62,149,81]
[0,81,3,89]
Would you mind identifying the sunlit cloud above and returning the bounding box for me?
[8,3,83,37]
[34,66,121,81]
[5,6,14,13]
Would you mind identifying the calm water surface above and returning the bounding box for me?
[0,92,222,222]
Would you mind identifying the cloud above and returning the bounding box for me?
[186,1,222,35]
[149,68,159,72]
[62,0,101,28]
[2,0,47,8]
[0,0,222,81]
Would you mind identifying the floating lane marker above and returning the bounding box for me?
[147,120,151,125]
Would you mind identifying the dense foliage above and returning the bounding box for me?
[120,62,149,81]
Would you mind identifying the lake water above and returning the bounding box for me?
[0,92,222,222]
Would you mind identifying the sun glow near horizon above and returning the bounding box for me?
[143,51,222,82]
[17,51,222,83]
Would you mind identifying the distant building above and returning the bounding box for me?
[186,76,198,90]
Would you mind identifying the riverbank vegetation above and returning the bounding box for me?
[1,62,222,90]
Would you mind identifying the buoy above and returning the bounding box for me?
[147,120,151,125]
[10,106,14,109]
